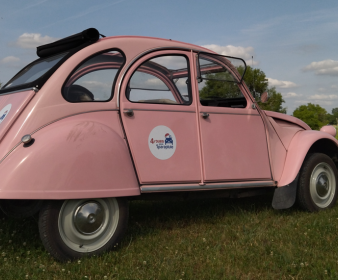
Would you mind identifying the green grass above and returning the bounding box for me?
[1,196,338,279]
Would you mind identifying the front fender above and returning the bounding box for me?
[0,112,140,199]
[278,130,338,187]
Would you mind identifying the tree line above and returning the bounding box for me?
[241,66,337,130]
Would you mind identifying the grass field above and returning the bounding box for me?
[1,195,338,280]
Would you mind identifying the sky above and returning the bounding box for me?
[0,0,337,115]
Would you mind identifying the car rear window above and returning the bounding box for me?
[62,51,125,102]
[2,52,68,90]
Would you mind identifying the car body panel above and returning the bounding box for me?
[0,111,140,199]
[264,110,310,130]
[0,89,35,142]
[121,108,202,184]
[198,106,271,181]
[120,50,202,184]
[260,112,287,182]
[231,79,281,182]
[194,49,271,182]
[267,116,303,150]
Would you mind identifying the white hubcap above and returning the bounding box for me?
[310,162,336,208]
[58,198,119,253]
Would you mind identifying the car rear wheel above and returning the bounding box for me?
[297,153,338,212]
[39,197,128,261]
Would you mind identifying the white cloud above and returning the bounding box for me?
[201,44,258,65]
[313,67,338,76]
[0,56,21,69]
[303,59,338,76]
[283,92,302,98]
[81,80,111,90]
[331,85,338,89]
[151,56,187,69]
[317,87,326,92]
[130,77,168,90]
[16,33,59,49]
[145,78,164,86]
[308,94,338,100]
[1,56,20,64]
[175,78,188,87]
[267,78,298,88]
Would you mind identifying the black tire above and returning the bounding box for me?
[0,205,5,219]
[39,197,128,261]
[297,153,338,212]
[0,200,43,218]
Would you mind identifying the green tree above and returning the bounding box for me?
[258,87,287,113]
[333,108,338,125]
[293,103,328,130]
[240,65,269,99]
[326,108,338,125]
[242,67,286,113]
[199,65,286,113]
[199,72,241,99]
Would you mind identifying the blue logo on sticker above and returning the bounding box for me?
[164,133,173,145]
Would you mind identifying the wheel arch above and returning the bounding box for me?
[278,130,338,187]
[308,138,338,167]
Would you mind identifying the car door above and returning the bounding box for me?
[195,52,272,182]
[120,50,201,184]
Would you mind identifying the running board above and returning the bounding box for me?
[140,180,276,193]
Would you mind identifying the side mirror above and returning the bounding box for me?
[260,91,269,103]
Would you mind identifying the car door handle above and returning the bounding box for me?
[123,109,134,117]
[201,112,209,119]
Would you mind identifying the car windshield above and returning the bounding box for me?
[2,52,67,90]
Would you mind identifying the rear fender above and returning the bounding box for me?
[278,130,338,187]
[0,112,140,199]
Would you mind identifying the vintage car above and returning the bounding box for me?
[0,28,337,261]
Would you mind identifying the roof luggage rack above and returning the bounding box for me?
[37,28,100,58]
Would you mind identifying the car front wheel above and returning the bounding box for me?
[297,153,338,212]
[39,197,128,261]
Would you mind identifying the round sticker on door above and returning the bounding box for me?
[0,104,11,124]
[148,125,176,160]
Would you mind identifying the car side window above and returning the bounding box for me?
[63,51,125,102]
[197,54,247,108]
[126,55,192,105]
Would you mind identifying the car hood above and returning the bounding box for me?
[263,110,311,130]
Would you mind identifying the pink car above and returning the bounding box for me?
[0,28,337,261]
